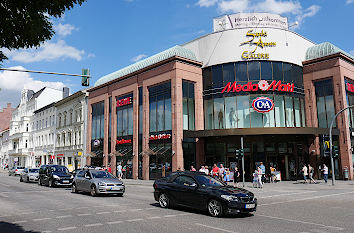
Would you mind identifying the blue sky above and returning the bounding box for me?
[1,0,354,108]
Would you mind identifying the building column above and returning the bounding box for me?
[132,88,139,179]
[103,96,109,168]
[142,85,150,180]
[171,76,184,171]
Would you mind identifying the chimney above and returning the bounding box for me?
[63,87,69,99]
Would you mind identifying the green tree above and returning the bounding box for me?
[0,0,87,63]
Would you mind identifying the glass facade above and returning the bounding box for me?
[314,79,336,128]
[203,61,306,129]
[182,80,195,130]
[91,101,105,165]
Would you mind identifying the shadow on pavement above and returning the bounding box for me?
[0,221,40,233]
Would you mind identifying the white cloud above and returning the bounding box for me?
[7,40,85,63]
[347,0,354,4]
[0,66,66,92]
[296,5,320,25]
[53,23,77,37]
[130,54,147,62]
[197,0,218,7]
[219,0,248,13]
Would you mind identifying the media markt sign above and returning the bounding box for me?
[221,80,294,93]
[240,29,276,60]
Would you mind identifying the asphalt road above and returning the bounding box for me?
[1,171,354,233]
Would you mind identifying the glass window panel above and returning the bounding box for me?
[237,95,250,128]
[97,110,101,138]
[223,63,235,84]
[260,61,272,80]
[100,102,104,138]
[275,96,285,127]
[204,99,214,129]
[294,97,301,127]
[128,107,133,135]
[149,100,156,132]
[300,98,306,127]
[285,96,294,127]
[182,81,188,98]
[225,96,237,129]
[273,62,283,81]
[317,97,327,128]
[283,63,292,83]
[212,65,223,88]
[250,95,263,128]
[123,108,128,136]
[188,99,195,130]
[214,98,225,129]
[263,95,275,127]
[157,99,164,132]
[248,61,260,81]
[117,109,122,137]
[188,82,194,99]
[92,105,96,139]
[203,68,212,91]
[183,98,188,130]
[325,95,336,128]
[236,62,248,82]
[139,105,143,134]
[165,98,172,131]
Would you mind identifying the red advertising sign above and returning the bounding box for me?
[347,82,354,93]
[221,80,294,93]
[149,133,171,140]
[56,154,64,157]
[117,97,132,107]
[116,139,132,145]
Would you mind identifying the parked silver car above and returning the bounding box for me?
[20,168,39,183]
[8,166,25,176]
[72,169,125,197]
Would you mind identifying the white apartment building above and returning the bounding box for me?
[33,103,57,167]
[0,129,10,168]
[9,87,66,167]
[55,91,87,171]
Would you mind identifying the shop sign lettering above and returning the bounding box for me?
[149,133,171,140]
[116,139,132,145]
[117,97,132,107]
[240,29,276,60]
[252,97,274,113]
[221,80,294,93]
[346,82,354,93]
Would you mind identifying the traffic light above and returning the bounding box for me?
[82,68,90,86]
[332,146,339,158]
[235,149,244,159]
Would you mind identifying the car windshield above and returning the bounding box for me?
[195,175,225,187]
[51,166,69,173]
[29,169,39,173]
[91,171,114,179]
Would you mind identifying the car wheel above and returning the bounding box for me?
[208,199,223,217]
[20,176,23,182]
[72,183,78,193]
[38,179,42,186]
[90,185,97,197]
[48,179,55,188]
[158,193,170,208]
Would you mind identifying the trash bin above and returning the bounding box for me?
[343,167,349,180]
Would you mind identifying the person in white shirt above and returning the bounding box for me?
[204,166,209,175]
[322,164,329,183]
[117,164,123,179]
[199,166,205,173]
[302,165,308,184]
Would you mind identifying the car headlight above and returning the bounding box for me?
[98,182,106,186]
[221,195,239,202]
[53,175,60,179]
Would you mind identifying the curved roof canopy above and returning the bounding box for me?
[94,45,197,87]
[305,42,354,61]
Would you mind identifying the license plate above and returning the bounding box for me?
[109,186,122,191]
[245,204,255,209]
[62,180,69,183]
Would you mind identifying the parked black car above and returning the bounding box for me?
[153,171,257,217]
[38,165,73,187]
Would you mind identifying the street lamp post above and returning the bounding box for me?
[329,105,354,185]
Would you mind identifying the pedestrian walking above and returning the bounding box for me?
[233,167,240,187]
[204,166,209,175]
[108,165,112,174]
[212,164,219,179]
[322,164,328,183]
[224,168,231,183]
[259,162,266,183]
[117,163,123,179]
[302,164,308,184]
[257,166,263,188]
[199,166,205,173]
[219,164,225,180]
[308,164,316,184]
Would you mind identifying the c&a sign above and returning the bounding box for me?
[252,97,274,113]
[221,80,294,93]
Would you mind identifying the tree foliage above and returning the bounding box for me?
[0,0,87,63]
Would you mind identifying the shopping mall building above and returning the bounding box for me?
[87,13,354,180]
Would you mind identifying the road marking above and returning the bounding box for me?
[0,193,9,198]
[255,214,344,231]
[147,216,161,220]
[195,223,239,233]
[58,226,77,231]
[177,213,192,216]
[144,207,156,210]
[84,223,103,227]
[77,213,92,216]
[261,191,317,198]
[56,215,72,219]
[126,218,144,222]
[13,220,27,224]
[33,217,51,221]
[96,211,111,215]
[0,182,11,187]
[164,214,177,218]
[113,210,127,213]
[19,211,35,215]
[107,220,123,225]
[259,191,354,206]
[129,209,142,212]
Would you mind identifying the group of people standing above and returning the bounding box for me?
[192,164,241,186]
